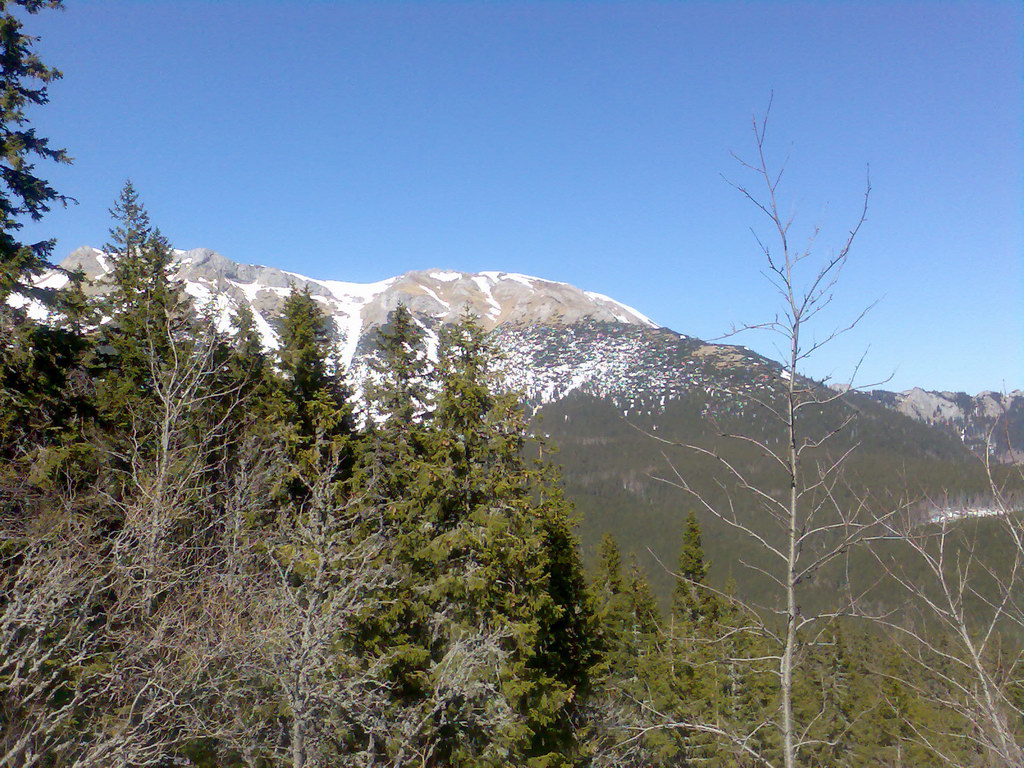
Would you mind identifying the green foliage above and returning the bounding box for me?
[0,0,70,304]
[542,389,1010,617]
[365,302,430,426]
[2,242,1019,768]
[354,303,433,528]
[0,0,86,493]
[0,284,93,473]
[399,314,597,766]
[2,25,1019,760]
[351,305,436,706]
[271,284,356,503]
[93,182,194,429]
[278,285,335,407]
[672,510,719,629]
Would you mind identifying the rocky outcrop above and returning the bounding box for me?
[869,387,1023,463]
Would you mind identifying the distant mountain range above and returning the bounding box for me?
[30,246,1019,602]
[51,246,1020,466]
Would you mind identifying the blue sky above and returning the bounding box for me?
[19,0,1023,393]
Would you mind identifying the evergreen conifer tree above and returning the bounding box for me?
[403,313,595,767]
[660,512,725,766]
[848,641,950,767]
[595,534,624,596]
[671,511,719,627]
[801,627,857,767]
[93,182,192,436]
[351,304,437,704]
[364,303,430,427]
[278,286,332,408]
[591,534,635,680]
[224,301,272,400]
[625,559,661,661]
[713,579,780,767]
[0,0,71,304]
[355,303,432,521]
[0,265,94,480]
[0,0,88,487]
[273,284,356,502]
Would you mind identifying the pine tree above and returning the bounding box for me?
[661,512,724,766]
[713,580,780,767]
[105,180,153,283]
[587,534,657,767]
[848,639,953,768]
[625,559,661,663]
[351,304,436,704]
[364,302,431,427]
[186,301,278,541]
[820,627,857,766]
[355,303,432,521]
[224,300,272,401]
[93,183,193,436]
[88,186,244,602]
[0,0,71,305]
[671,511,719,627]
[401,313,596,767]
[0,265,94,478]
[529,456,600,760]
[278,286,332,409]
[595,534,625,598]
[591,533,640,683]
[272,284,356,503]
[0,0,87,488]
[626,561,681,760]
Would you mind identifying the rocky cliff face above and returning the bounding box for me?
[869,387,1023,463]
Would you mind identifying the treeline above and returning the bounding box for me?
[1,184,1020,768]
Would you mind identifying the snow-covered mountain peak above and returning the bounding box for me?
[52,247,656,363]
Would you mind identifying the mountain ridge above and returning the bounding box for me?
[58,245,657,351]
[868,386,1023,463]
[26,245,1019,464]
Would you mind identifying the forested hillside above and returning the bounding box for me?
[2,3,1022,766]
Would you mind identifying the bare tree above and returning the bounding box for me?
[868,425,1024,766]
[0,508,106,768]
[103,309,248,617]
[0,303,274,767]
[0,500,217,768]
[384,612,518,768]
[641,98,885,768]
[186,429,395,768]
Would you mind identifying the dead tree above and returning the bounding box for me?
[103,311,249,618]
[0,509,106,768]
[644,98,883,768]
[869,426,1024,766]
[0,303,272,767]
[190,427,394,768]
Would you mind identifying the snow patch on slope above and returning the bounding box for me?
[29,247,664,373]
[583,289,656,327]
